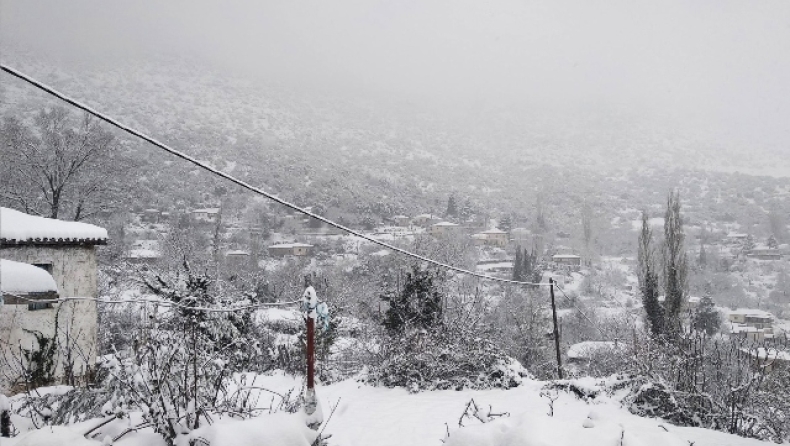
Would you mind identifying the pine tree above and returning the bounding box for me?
[381,267,443,336]
[638,210,664,338]
[663,191,688,339]
[699,243,707,268]
[693,295,721,335]
[446,194,458,218]
[768,234,779,249]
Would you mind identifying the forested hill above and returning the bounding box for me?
[2,46,790,244]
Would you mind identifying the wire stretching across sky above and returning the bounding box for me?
[0,63,548,287]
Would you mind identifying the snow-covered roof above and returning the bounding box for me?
[269,243,314,249]
[480,228,507,234]
[432,222,458,227]
[553,254,581,260]
[0,207,108,246]
[392,215,409,219]
[567,341,623,360]
[0,259,58,294]
[729,308,774,319]
[226,250,250,256]
[192,208,220,214]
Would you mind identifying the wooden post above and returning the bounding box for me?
[549,278,564,379]
[302,284,322,432]
[307,311,315,391]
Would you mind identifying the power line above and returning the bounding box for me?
[2,293,301,313]
[0,64,547,288]
[553,282,608,338]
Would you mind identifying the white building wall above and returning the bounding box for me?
[0,245,99,392]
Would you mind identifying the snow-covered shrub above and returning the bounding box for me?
[364,329,528,392]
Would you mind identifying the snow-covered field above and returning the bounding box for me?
[6,372,768,446]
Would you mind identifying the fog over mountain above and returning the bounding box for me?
[3,0,789,175]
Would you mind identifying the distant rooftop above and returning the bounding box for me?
[481,228,507,234]
[269,243,314,248]
[1,207,108,246]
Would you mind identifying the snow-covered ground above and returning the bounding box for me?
[7,371,766,446]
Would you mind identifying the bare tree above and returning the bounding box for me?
[0,107,119,220]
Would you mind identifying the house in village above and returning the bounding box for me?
[124,239,161,266]
[471,228,509,247]
[225,249,252,268]
[728,308,774,342]
[429,222,461,237]
[391,215,411,227]
[268,243,314,257]
[141,209,161,224]
[0,207,107,392]
[412,214,443,228]
[747,248,782,261]
[191,208,220,223]
[552,254,582,271]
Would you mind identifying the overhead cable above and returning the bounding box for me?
[1,64,547,287]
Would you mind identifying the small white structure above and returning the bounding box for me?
[191,208,220,223]
[429,222,461,237]
[472,228,509,247]
[125,240,161,265]
[552,254,582,271]
[268,243,314,257]
[0,207,107,391]
[728,308,774,341]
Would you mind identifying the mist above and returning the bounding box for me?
[2,0,790,147]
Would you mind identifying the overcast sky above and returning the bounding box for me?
[2,0,790,145]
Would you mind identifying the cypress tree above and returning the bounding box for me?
[663,191,687,339]
[638,210,664,338]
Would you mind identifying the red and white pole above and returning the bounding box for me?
[302,285,323,431]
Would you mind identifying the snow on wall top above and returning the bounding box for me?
[0,207,108,245]
[0,259,58,294]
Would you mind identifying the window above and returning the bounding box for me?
[33,263,53,274]
[28,301,53,311]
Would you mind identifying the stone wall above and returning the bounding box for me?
[0,245,99,392]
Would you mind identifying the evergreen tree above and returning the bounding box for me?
[380,267,443,336]
[744,234,756,253]
[446,194,458,218]
[498,214,512,232]
[513,246,524,281]
[692,295,721,335]
[699,243,707,269]
[768,234,779,249]
[663,191,688,339]
[638,210,664,338]
[459,198,474,221]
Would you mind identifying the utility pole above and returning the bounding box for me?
[302,280,323,432]
[549,277,564,379]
